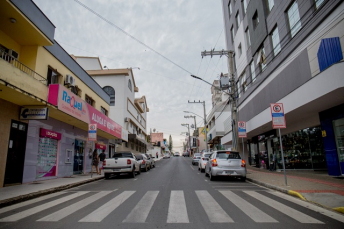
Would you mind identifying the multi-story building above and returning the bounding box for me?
[73,56,149,156]
[221,0,344,175]
[0,0,124,187]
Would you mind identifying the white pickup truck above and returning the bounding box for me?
[103,152,141,179]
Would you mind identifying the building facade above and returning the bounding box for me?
[221,0,344,175]
[0,0,123,187]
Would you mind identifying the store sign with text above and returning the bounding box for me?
[48,84,122,139]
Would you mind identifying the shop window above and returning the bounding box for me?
[101,106,108,116]
[85,94,94,107]
[47,67,59,85]
[287,1,302,38]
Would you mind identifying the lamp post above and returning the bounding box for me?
[184,115,198,153]
[181,123,191,156]
[184,110,208,152]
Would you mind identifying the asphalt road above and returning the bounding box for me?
[0,156,343,229]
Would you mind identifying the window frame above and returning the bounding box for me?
[242,0,247,15]
[128,79,132,92]
[287,1,302,38]
[271,26,281,56]
[101,106,108,116]
[245,27,251,49]
[47,66,60,86]
[228,1,232,16]
[250,61,256,83]
[85,94,95,107]
[266,0,274,13]
[252,11,259,29]
[235,11,240,31]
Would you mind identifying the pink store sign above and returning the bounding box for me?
[48,84,122,139]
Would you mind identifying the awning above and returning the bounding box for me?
[128,134,148,147]
[96,143,107,150]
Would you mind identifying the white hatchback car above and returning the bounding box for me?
[198,152,211,172]
[205,150,246,181]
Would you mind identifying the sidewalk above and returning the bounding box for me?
[247,165,344,214]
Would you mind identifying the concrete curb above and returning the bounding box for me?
[246,177,289,194]
[288,190,307,201]
[0,176,104,208]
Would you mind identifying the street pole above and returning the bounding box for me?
[187,101,208,152]
[200,49,237,150]
[185,115,198,153]
[181,124,191,156]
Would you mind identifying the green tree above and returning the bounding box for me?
[168,135,173,152]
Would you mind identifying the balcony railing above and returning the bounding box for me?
[1,50,47,85]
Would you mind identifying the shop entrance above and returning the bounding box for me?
[4,120,28,186]
[333,118,344,174]
[73,139,85,174]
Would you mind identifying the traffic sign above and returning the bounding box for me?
[270,103,286,129]
[238,121,247,138]
[88,124,97,141]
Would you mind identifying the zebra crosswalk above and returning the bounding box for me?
[0,189,342,225]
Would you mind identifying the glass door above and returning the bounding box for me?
[73,139,85,174]
[333,118,344,175]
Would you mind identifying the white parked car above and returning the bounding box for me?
[103,152,141,179]
[205,150,246,181]
[198,152,211,172]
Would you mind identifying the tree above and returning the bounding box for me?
[168,135,173,152]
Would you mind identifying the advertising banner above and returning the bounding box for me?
[48,84,122,139]
[238,121,247,138]
[20,107,49,120]
[270,103,286,129]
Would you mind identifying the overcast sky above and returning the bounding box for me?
[33,0,228,151]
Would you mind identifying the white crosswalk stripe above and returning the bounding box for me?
[37,191,113,222]
[244,191,324,224]
[0,191,89,222]
[219,190,277,223]
[167,190,189,223]
[195,190,233,223]
[79,191,135,222]
[123,191,159,223]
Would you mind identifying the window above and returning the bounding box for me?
[315,0,325,9]
[128,79,132,91]
[70,86,81,96]
[287,1,302,38]
[252,11,259,29]
[236,80,241,98]
[47,67,59,85]
[245,27,251,48]
[271,26,281,56]
[257,46,267,71]
[266,0,274,12]
[103,86,115,106]
[240,71,247,92]
[101,106,108,116]
[85,94,94,106]
[238,43,242,57]
[242,0,247,15]
[235,11,240,30]
[250,61,256,82]
[228,1,232,16]
[231,26,235,43]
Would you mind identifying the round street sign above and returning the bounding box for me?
[273,104,282,112]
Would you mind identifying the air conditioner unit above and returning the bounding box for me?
[65,74,75,86]
[8,49,19,59]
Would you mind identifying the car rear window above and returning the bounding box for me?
[113,153,133,158]
[216,152,241,159]
[135,154,143,160]
[204,154,211,158]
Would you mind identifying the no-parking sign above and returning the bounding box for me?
[238,121,247,138]
[270,103,286,129]
[88,124,97,141]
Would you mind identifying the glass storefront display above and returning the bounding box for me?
[333,118,344,174]
[273,126,327,170]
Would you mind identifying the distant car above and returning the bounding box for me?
[205,150,246,181]
[135,153,151,172]
[145,153,155,168]
[192,153,202,165]
[174,152,180,157]
[103,152,141,179]
[183,152,189,157]
[198,153,211,172]
[163,153,171,159]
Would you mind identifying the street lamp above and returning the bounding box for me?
[181,123,191,155]
[184,110,208,152]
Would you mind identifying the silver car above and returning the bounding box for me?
[135,153,151,172]
[205,151,246,181]
[192,153,202,165]
[145,153,155,168]
[198,153,211,172]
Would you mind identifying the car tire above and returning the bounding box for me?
[104,173,110,179]
[130,168,136,178]
[201,169,204,173]
[241,176,246,182]
[137,168,141,175]
[209,171,215,181]
[198,167,200,171]
[145,166,148,172]
[205,168,209,177]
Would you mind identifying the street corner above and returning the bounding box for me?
[288,190,306,201]
[333,207,344,214]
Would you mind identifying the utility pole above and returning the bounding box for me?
[181,124,191,155]
[200,49,238,150]
[185,115,198,153]
[188,100,208,152]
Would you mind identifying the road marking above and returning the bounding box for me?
[133,179,137,181]
[79,191,135,222]
[219,190,277,223]
[244,191,324,224]
[205,180,208,182]
[167,191,189,223]
[0,192,66,214]
[212,186,256,188]
[195,190,233,223]
[123,191,159,223]
[0,191,89,222]
[189,165,195,170]
[37,191,112,221]
[268,191,344,223]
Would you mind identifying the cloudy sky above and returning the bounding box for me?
[33,0,228,151]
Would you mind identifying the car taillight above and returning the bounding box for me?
[241,159,246,167]
[142,160,145,165]
[193,157,196,159]
[212,159,218,167]
[202,157,205,160]
[103,160,106,166]
[127,159,131,165]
